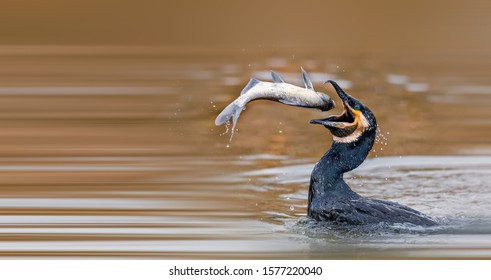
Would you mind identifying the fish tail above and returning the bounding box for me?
[215,102,243,126]
[215,78,258,126]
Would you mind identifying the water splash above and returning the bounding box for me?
[374,127,390,154]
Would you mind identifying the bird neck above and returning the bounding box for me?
[308,128,376,208]
[326,128,376,173]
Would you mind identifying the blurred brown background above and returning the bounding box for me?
[0,0,490,258]
[2,0,490,55]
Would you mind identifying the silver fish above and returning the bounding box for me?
[215,67,335,141]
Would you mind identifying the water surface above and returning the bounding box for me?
[0,47,490,258]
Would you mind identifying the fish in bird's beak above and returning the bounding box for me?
[310,80,376,143]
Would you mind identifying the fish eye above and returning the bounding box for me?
[354,104,361,110]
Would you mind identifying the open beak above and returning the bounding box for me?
[309,81,360,136]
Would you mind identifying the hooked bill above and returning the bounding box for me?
[215,68,335,141]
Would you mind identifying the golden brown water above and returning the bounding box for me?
[0,47,490,258]
[1,0,491,259]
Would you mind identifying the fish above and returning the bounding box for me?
[215,67,335,141]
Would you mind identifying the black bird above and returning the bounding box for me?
[307,81,437,226]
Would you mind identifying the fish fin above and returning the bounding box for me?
[270,71,285,83]
[240,78,260,95]
[215,102,243,142]
[301,67,313,90]
[215,102,242,126]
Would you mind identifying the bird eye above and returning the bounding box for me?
[354,104,361,110]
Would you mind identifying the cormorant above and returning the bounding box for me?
[307,80,437,226]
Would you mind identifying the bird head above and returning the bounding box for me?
[310,80,377,143]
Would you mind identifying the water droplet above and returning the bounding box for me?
[289,205,295,211]
[226,144,230,148]
[279,130,283,133]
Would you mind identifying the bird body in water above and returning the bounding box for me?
[308,81,437,226]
